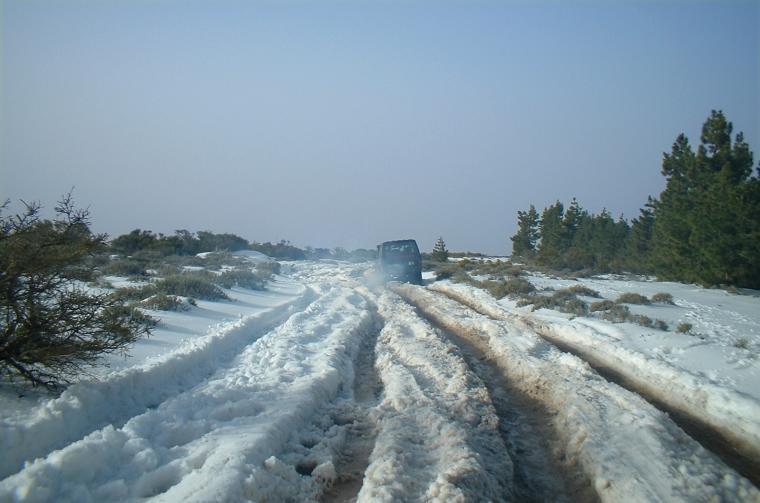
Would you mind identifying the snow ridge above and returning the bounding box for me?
[0,284,312,480]
[358,288,513,502]
[1,283,371,502]
[394,284,759,503]
[430,281,760,466]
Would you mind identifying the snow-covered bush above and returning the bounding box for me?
[216,269,266,290]
[517,289,588,316]
[139,294,192,311]
[155,275,229,300]
[256,260,282,278]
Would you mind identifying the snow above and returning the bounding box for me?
[0,276,309,481]
[357,286,513,501]
[427,278,760,464]
[2,260,759,502]
[230,250,273,263]
[393,283,759,502]
[1,271,372,502]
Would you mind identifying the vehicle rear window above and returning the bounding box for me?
[383,242,417,254]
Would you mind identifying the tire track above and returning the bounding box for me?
[430,282,760,488]
[431,322,596,502]
[392,283,760,502]
[322,300,383,503]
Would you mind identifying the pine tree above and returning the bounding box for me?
[536,201,564,265]
[1,195,152,389]
[650,133,698,281]
[650,111,759,287]
[432,237,449,262]
[687,111,756,285]
[510,205,540,258]
[562,198,584,250]
[625,204,655,272]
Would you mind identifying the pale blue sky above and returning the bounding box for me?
[2,0,758,254]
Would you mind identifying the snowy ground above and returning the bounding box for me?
[1,260,759,502]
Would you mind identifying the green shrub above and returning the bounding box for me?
[567,285,601,298]
[676,322,693,334]
[516,290,587,316]
[734,338,750,349]
[589,300,614,312]
[217,269,266,290]
[155,275,229,300]
[651,292,675,305]
[139,294,192,311]
[198,252,246,271]
[106,304,159,329]
[601,304,631,323]
[110,285,159,303]
[615,293,651,305]
[479,277,536,299]
[101,259,147,277]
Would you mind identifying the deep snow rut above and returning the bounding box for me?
[392,283,760,502]
[322,302,383,503]
[418,316,594,502]
[431,283,760,488]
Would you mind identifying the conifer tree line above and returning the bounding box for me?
[510,111,760,289]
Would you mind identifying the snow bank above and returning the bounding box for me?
[393,284,759,503]
[0,285,311,480]
[230,249,272,263]
[357,288,513,502]
[430,281,760,466]
[1,284,372,502]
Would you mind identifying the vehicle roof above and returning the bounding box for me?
[380,239,418,245]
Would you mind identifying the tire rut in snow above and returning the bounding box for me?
[423,318,598,503]
[434,286,760,488]
[321,301,383,503]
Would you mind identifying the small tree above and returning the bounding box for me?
[0,194,152,389]
[432,237,449,262]
[510,205,540,258]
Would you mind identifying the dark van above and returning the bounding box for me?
[377,240,422,285]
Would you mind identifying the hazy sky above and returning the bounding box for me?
[2,0,758,255]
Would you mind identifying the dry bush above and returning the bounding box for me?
[600,304,631,323]
[615,292,651,305]
[651,292,675,305]
[567,285,601,297]
[589,300,614,312]
[676,322,693,334]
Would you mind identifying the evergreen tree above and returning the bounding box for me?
[625,204,655,272]
[432,237,449,262]
[687,112,756,285]
[1,195,152,388]
[650,133,698,281]
[537,202,564,265]
[510,205,540,258]
[650,110,759,287]
[562,197,584,250]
